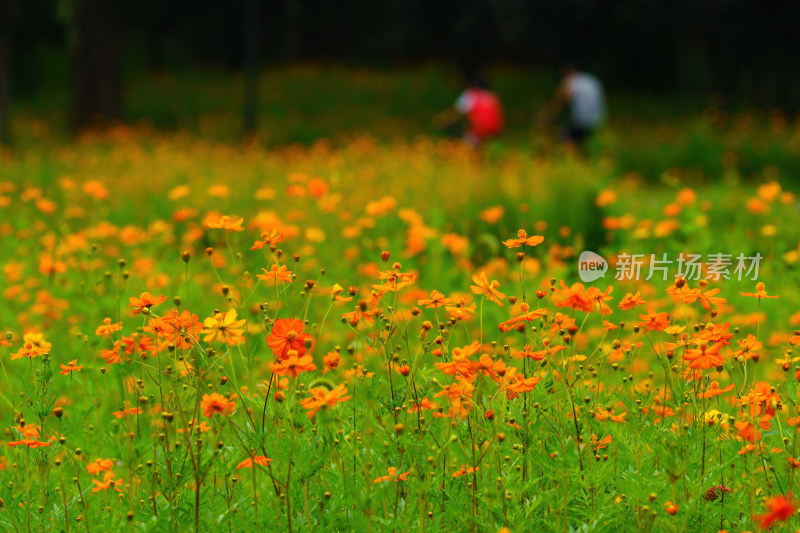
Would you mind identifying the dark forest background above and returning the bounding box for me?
[0,0,798,141]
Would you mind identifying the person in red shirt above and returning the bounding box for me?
[437,71,504,147]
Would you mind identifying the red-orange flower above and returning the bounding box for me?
[753,494,796,530]
[267,318,311,360]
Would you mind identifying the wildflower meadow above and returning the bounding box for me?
[2,103,800,533]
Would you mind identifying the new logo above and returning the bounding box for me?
[578,251,607,282]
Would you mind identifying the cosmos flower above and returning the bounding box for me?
[267,318,311,360]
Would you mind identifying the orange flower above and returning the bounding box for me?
[479,205,504,225]
[512,345,546,361]
[451,465,479,477]
[593,407,627,423]
[177,419,211,434]
[753,494,796,530]
[250,229,283,250]
[434,379,474,419]
[120,333,155,358]
[735,420,760,442]
[153,309,204,350]
[95,317,123,337]
[112,405,143,419]
[330,284,353,303]
[505,374,542,397]
[638,308,670,332]
[257,264,293,284]
[267,318,311,360]
[502,229,544,248]
[587,285,614,315]
[731,334,762,362]
[270,354,317,378]
[87,458,115,475]
[235,456,272,469]
[591,434,612,451]
[498,304,548,332]
[128,292,167,315]
[740,282,779,300]
[7,439,50,448]
[102,342,123,365]
[92,472,123,493]
[201,393,236,418]
[372,269,418,293]
[619,291,647,311]
[417,290,454,309]
[684,342,725,370]
[470,271,506,306]
[300,384,350,419]
[407,398,438,413]
[206,215,244,232]
[373,466,410,483]
[698,284,726,311]
[666,283,700,305]
[553,281,594,313]
[697,381,736,399]
[446,302,476,321]
[10,341,49,361]
[59,359,83,375]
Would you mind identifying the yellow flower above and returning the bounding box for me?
[201,309,246,345]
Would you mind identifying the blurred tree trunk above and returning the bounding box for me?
[71,0,122,130]
[283,0,302,57]
[0,0,10,145]
[242,0,260,138]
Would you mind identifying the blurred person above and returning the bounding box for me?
[435,71,504,147]
[536,63,605,153]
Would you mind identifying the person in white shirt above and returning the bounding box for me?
[537,63,606,152]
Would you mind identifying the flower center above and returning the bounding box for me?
[287,330,298,340]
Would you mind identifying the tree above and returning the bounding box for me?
[70,0,122,130]
[242,0,261,138]
[0,0,10,144]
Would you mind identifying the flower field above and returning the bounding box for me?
[2,114,800,532]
